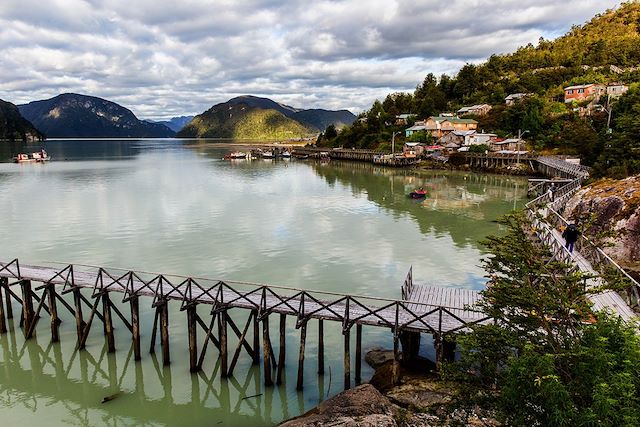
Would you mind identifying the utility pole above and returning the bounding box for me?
[392,131,401,156]
[517,129,529,165]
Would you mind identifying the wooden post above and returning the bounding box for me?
[276,313,286,385]
[3,278,12,319]
[159,302,170,365]
[20,280,34,335]
[355,324,362,384]
[252,309,260,365]
[263,314,273,386]
[187,305,198,372]
[219,310,228,377]
[46,285,60,342]
[317,319,324,375]
[296,321,307,391]
[344,328,351,390]
[72,288,85,342]
[0,280,6,334]
[392,334,400,385]
[102,293,116,352]
[130,296,141,361]
[434,333,442,371]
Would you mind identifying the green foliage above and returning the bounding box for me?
[468,144,489,153]
[448,212,640,426]
[406,130,431,143]
[594,85,640,177]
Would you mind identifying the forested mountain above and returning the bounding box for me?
[0,99,44,141]
[19,93,175,138]
[322,1,640,178]
[177,95,355,138]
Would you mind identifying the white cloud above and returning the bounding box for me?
[0,0,622,120]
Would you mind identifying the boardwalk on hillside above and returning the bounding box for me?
[549,228,637,322]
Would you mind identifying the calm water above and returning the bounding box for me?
[0,139,527,426]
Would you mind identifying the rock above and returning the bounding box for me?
[279,384,398,427]
[365,348,398,369]
[369,361,399,392]
[386,378,454,411]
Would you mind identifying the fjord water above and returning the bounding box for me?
[0,139,527,426]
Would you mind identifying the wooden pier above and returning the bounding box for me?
[0,260,490,391]
[291,147,382,162]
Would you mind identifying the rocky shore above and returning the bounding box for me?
[279,349,499,427]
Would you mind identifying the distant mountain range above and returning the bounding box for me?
[151,116,194,132]
[0,99,44,142]
[18,93,175,138]
[177,95,356,138]
[1,93,354,140]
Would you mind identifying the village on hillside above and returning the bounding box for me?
[392,81,629,160]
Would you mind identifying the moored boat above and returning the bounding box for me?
[14,149,50,163]
[409,188,427,199]
[262,151,274,159]
[281,150,292,158]
[229,151,248,159]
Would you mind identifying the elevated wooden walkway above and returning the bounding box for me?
[0,259,491,391]
[527,157,638,321]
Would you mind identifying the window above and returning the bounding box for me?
[578,88,584,94]
[567,89,574,94]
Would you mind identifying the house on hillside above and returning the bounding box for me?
[403,142,427,157]
[564,84,606,103]
[457,104,492,116]
[395,114,413,125]
[425,116,477,138]
[404,121,427,137]
[469,132,497,146]
[490,138,524,152]
[505,93,531,106]
[439,130,497,149]
[606,83,629,98]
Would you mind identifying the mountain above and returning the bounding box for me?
[0,99,44,141]
[177,100,313,139]
[153,116,194,132]
[226,95,356,131]
[292,109,357,131]
[18,93,175,138]
[177,95,356,138]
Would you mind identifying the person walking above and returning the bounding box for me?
[562,223,579,253]
[548,182,557,201]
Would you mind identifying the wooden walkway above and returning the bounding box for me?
[527,157,638,322]
[0,259,493,390]
[404,284,485,325]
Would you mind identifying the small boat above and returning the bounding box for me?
[262,151,274,159]
[229,151,248,159]
[294,154,309,160]
[14,149,50,163]
[281,150,291,158]
[409,188,427,199]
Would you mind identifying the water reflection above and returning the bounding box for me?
[311,161,526,247]
[0,317,291,426]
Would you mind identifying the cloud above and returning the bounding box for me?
[0,0,621,119]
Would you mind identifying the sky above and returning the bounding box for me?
[0,0,622,120]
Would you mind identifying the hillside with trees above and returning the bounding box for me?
[0,99,44,142]
[318,1,640,178]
